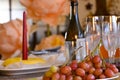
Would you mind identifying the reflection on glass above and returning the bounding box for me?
[102,16,118,63]
[85,16,101,55]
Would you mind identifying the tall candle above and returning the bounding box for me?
[22,11,28,60]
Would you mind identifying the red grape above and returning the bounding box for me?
[78,62,90,72]
[105,63,111,68]
[51,72,60,80]
[66,75,73,80]
[99,74,106,79]
[92,55,101,64]
[109,64,119,73]
[87,61,93,68]
[109,64,116,68]
[94,61,102,69]
[74,76,82,80]
[59,74,66,80]
[69,62,78,70]
[43,75,51,80]
[111,67,119,73]
[86,74,95,80]
[60,66,71,75]
[89,67,95,74]
[94,68,103,76]
[104,68,115,78]
[71,60,77,64]
[75,68,85,77]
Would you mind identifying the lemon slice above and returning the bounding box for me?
[22,58,46,64]
[2,57,46,67]
[2,57,21,67]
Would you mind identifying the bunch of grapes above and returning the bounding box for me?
[43,55,119,80]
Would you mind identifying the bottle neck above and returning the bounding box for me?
[70,1,78,20]
[45,24,52,37]
[70,1,84,38]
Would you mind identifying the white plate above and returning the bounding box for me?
[0,60,62,75]
[96,73,119,80]
[0,51,66,76]
[0,63,62,76]
[0,51,66,71]
[0,63,62,71]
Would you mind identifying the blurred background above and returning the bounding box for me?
[0,0,120,58]
[1,0,120,27]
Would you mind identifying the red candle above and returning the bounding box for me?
[22,11,28,60]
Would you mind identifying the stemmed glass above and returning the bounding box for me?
[85,16,101,55]
[117,16,120,58]
[116,16,120,65]
[102,16,118,63]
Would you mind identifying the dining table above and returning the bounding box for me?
[0,69,119,80]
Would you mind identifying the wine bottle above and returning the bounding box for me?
[65,0,86,61]
[29,22,37,50]
[45,24,52,37]
[94,0,109,16]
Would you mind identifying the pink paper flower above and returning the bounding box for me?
[20,0,70,26]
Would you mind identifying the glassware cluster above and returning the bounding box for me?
[85,15,120,67]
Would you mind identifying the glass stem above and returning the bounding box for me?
[118,48,120,62]
[108,50,115,63]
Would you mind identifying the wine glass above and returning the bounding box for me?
[85,16,101,55]
[116,16,120,58]
[102,16,118,63]
[115,16,120,68]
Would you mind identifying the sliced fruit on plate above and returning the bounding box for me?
[2,57,46,67]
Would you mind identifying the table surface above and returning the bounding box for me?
[117,73,120,80]
[0,66,49,79]
[0,72,119,80]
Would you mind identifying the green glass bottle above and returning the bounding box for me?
[65,0,86,62]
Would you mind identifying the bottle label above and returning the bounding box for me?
[76,38,86,61]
